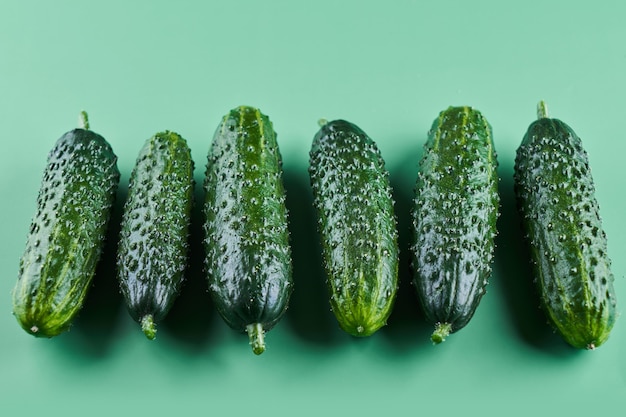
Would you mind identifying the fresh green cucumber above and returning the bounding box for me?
[117,131,194,340]
[308,119,398,337]
[513,101,616,349]
[204,105,293,355]
[411,106,499,344]
[12,112,120,337]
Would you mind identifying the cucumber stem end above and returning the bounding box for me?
[537,100,549,119]
[246,323,266,355]
[431,322,452,344]
[141,314,157,340]
[79,111,90,130]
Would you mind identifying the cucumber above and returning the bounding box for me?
[411,106,499,344]
[513,101,617,349]
[204,105,293,355]
[12,112,120,337]
[308,119,398,337]
[117,131,194,340]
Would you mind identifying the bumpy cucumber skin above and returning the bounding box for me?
[204,106,293,344]
[13,128,119,337]
[309,120,398,337]
[117,131,194,339]
[514,115,616,349]
[411,106,499,342]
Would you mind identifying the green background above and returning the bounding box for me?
[1,0,625,415]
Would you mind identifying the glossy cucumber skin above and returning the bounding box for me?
[411,106,499,342]
[514,115,616,349]
[204,106,293,342]
[309,120,398,337]
[13,128,119,337]
[117,131,194,339]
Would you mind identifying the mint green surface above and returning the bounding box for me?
[1,1,625,415]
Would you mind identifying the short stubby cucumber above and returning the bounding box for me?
[411,106,499,344]
[309,119,398,337]
[117,131,194,340]
[204,105,293,355]
[514,101,617,349]
[12,112,120,337]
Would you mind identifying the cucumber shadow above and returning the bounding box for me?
[159,174,216,352]
[282,164,346,347]
[494,162,579,356]
[58,181,128,358]
[379,137,433,352]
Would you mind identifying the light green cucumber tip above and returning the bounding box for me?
[141,315,157,340]
[79,110,90,130]
[318,118,328,127]
[536,100,549,119]
[431,322,452,344]
[246,323,266,355]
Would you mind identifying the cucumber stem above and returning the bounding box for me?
[431,322,452,344]
[246,323,266,355]
[318,118,328,127]
[141,314,157,340]
[537,100,549,119]
[80,110,90,130]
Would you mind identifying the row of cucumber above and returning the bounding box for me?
[12,103,617,354]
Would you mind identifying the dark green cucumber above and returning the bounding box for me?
[513,101,616,349]
[411,106,499,344]
[12,112,119,337]
[117,131,194,340]
[204,105,293,355]
[309,119,398,337]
